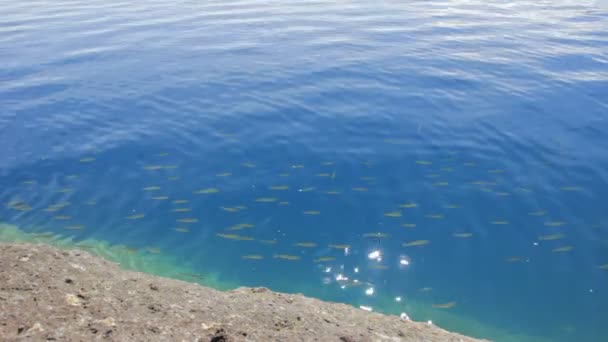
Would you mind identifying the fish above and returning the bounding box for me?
[552,246,573,253]
[416,160,432,165]
[303,210,320,215]
[445,204,460,209]
[453,233,473,238]
[294,242,317,248]
[314,257,336,263]
[384,211,402,217]
[242,255,264,260]
[142,186,161,191]
[163,165,178,169]
[269,185,289,190]
[65,225,84,230]
[227,223,255,231]
[151,196,168,200]
[545,221,567,227]
[260,239,278,244]
[216,172,232,177]
[278,201,289,205]
[538,233,565,241]
[143,165,163,170]
[299,187,316,192]
[173,227,190,233]
[65,174,79,179]
[126,214,145,220]
[598,264,608,270]
[352,187,368,192]
[529,211,546,216]
[158,152,169,156]
[173,200,189,204]
[278,173,290,177]
[403,240,430,247]
[470,181,496,186]
[274,254,300,261]
[432,301,456,309]
[426,214,444,219]
[241,162,256,168]
[44,207,61,212]
[560,186,582,192]
[317,173,331,177]
[22,180,36,184]
[399,203,418,208]
[195,188,219,194]
[324,190,341,195]
[53,215,71,220]
[419,287,433,292]
[363,232,389,238]
[329,244,351,249]
[490,221,509,225]
[177,218,198,223]
[235,205,248,210]
[517,187,533,193]
[496,192,510,196]
[291,164,304,169]
[146,247,161,254]
[168,176,179,181]
[401,223,416,228]
[172,208,192,212]
[425,174,441,178]
[506,256,524,262]
[255,197,278,202]
[79,157,95,163]
[216,233,254,241]
[221,207,240,212]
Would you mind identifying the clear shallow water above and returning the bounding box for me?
[1,0,608,340]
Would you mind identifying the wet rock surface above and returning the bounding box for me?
[0,243,484,341]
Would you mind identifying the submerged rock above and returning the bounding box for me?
[0,243,484,341]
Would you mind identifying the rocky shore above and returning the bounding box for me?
[0,243,484,341]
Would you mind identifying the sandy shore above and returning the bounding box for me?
[0,243,484,341]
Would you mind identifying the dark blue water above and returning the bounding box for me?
[2,0,608,340]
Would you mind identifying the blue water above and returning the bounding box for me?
[2,0,608,340]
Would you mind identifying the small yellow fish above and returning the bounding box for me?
[314,257,336,263]
[403,240,430,247]
[143,186,161,191]
[146,247,161,254]
[227,223,255,231]
[538,233,565,241]
[545,221,566,227]
[384,211,402,217]
[453,233,473,238]
[470,181,496,186]
[299,187,316,192]
[173,200,189,204]
[241,162,256,168]
[53,215,71,220]
[126,214,145,220]
[22,180,36,184]
[65,225,84,230]
[352,187,368,192]
[278,201,289,205]
[401,223,416,228]
[419,287,433,292]
[195,188,219,194]
[143,165,163,170]
[445,204,460,209]
[157,152,169,156]
[235,205,247,210]
[598,264,608,270]
[221,207,239,212]
[529,211,546,216]
[517,187,533,193]
[303,210,320,215]
[216,233,254,241]
[216,172,232,177]
[177,218,198,223]
[255,197,278,202]
[274,254,300,260]
[44,207,60,212]
[317,173,331,177]
[260,239,278,244]
[363,232,389,238]
[491,221,509,225]
[399,203,418,208]
[506,256,524,262]
[416,160,432,165]
[79,157,95,163]
[496,192,510,196]
[426,214,444,219]
[329,244,351,249]
[269,185,289,190]
[294,242,317,248]
[151,196,169,200]
[242,255,264,260]
[560,186,582,192]
[291,164,304,169]
[552,246,573,253]
[173,227,190,233]
[432,301,456,309]
[172,208,192,212]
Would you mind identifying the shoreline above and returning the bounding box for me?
[0,242,484,341]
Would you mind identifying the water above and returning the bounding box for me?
[1,0,608,340]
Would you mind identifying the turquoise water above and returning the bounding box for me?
[2,0,608,340]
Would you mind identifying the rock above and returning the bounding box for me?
[64,293,81,306]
